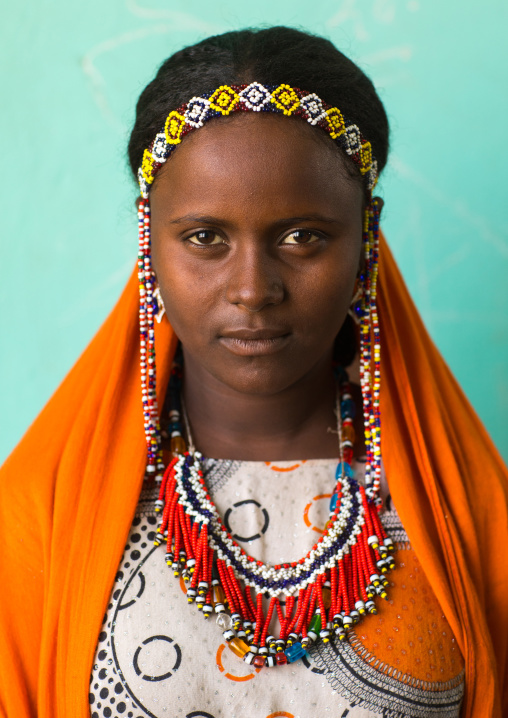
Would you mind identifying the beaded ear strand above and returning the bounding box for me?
[135,82,392,666]
[359,198,382,502]
[138,198,164,479]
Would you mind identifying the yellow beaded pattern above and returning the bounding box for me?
[140,149,157,184]
[326,107,346,139]
[138,82,378,197]
[359,142,373,176]
[164,110,186,145]
[270,84,300,115]
[209,85,240,115]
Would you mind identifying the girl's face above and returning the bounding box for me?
[150,112,364,396]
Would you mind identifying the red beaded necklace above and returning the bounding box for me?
[153,354,394,668]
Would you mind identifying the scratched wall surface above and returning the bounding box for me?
[1,0,507,463]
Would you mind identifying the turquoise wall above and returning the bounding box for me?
[1,0,507,462]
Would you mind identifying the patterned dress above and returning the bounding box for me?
[90,459,464,718]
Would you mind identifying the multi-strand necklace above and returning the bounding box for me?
[153,351,394,668]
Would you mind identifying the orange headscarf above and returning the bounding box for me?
[0,236,506,717]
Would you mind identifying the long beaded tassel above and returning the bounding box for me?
[153,360,395,668]
[137,198,164,480]
[359,198,382,503]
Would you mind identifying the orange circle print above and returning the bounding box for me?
[303,493,332,534]
[216,643,262,682]
[264,460,307,472]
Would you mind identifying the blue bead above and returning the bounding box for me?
[329,492,338,511]
[335,462,354,480]
[340,398,356,418]
[284,642,306,663]
[334,366,347,383]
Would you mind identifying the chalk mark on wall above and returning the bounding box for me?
[390,154,508,259]
[359,45,413,86]
[82,28,173,132]
[327,0,370,40]
[125,0,223,28]
[81,3,224,131]
[360,46,413,64]
[326,0,415,36]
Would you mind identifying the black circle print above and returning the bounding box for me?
[224,499,270,542]
[302,653,325,674]
[133,635,182,681]
[118,571,146,610]
[186,713,216,718]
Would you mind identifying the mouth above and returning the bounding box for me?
[219,328,291,357]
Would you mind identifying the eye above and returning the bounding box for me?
[186,230,224,246]
[281,229,321,245]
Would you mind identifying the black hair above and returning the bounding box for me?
[128,26,389,181]
[128,27,390,369]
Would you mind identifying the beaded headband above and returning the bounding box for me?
[137,82,379,198]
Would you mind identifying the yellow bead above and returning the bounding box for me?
[341,423,356,443]
[228,637,250,658]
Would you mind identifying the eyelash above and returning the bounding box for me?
[185,229,323,247]
[186,230,223,246]
[281,230,321,245]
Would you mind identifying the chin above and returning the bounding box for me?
[210,351,320,397]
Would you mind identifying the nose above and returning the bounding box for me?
[224,244,284,312]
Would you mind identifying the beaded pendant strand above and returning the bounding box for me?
[152,355,394,668]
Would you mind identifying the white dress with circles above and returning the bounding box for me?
[89,459,464,718]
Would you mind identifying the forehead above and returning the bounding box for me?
[150,113,363,218]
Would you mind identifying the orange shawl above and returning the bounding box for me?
[0,236,506,717]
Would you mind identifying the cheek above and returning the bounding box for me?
[154,259,215,342]
[290,254,359,332]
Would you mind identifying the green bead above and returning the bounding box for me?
[308,612,322,633]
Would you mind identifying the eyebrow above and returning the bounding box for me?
[169,213,340,226]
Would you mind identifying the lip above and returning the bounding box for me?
[219,328,291,356]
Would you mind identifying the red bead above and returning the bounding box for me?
[275,653,288,665]
[343,446,354,463]
[253,655,266,668]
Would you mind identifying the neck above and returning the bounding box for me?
[181,350,340,461]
